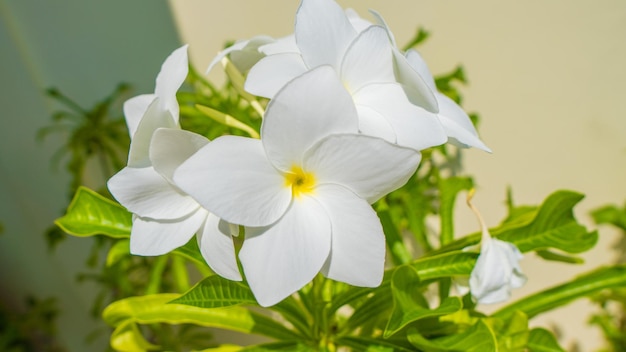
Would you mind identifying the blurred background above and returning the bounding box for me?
[1,0,625,350]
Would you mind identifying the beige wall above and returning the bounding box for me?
[169,1,626,349]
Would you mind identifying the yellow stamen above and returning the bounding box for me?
[285,166,316,198]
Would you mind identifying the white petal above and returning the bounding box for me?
[230,36,275,73]
[295,0,357,69]
[405,49,436,91]
[198,214,242,281]
[123,94,155,137]
[154,44,189,120]
[356,105,396,144]
[262,66,358,172]
[259,34,298,55]
[316,184,385,287]
[345,8,372,33]
[108,166,200,219]
[393,48,438,113]
[354,83,447,150]
[239,197,331,307]
[150,128,209,182]
[303,134,421,203]
[244,53,307,99]
[127,98,177,168]
[340,25,394,93]
[368,10,397,47]
[174,136,291,227]
[130,208,206,256]
[207,40,248,74]
[470,237,526,304]
[437,93,491,152]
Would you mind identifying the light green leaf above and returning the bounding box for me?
[439,176,473,245]
[385,266,462,338]
[591,204,626,231]
[412,251,479,280]
[526,328,565,352]
[492,311,529,351]
[170,275,257,308]
[55,186,131,238]
[196,104,260,139]
[106,239,130,267]
[240,342,318,351]
[110,320,160,352]
[494,265,626,320]
[407,319,498,352]
[535,250,584,264]
[103,294,300,341]
[335,336,415,352]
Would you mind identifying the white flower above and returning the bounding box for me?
[348,9,491,152]
[175,66,421,306]
[244,0,446,151]
[466,191,525,304]
[108,45,241,281]
[470,236,526,304]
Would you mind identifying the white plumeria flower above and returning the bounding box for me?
[244,0,446,151]
[466,190,526,304]
[346,9,491,152]
[175,66,421,306]
[108,45,241,281]
[404,50,491,152]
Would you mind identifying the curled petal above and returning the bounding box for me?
[393,48,438,113]
[240,198,331,307]
[354,83,447,150]
[262,66,358,172]
[244,53,307,99]
[130,208,206,256]
[154,44,189,120]
[304,134,421,203]
[438,93,491,152]
[123,94,155,137]
[108,166,200,220]
[198,214,242,281]
[295,0,357,69]
[316,184,385,287]
[174,136,291,227]
[259,34,298,55]
[127,98,177,168]
[150,128,209,183]
[340,25,395,93]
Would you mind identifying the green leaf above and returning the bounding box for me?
[526,328,565,352]
[342,288,393,333]
[439,176,473,245]
[106,239,130,267]
[385,266,462,337]
[103,294,301,341]
[494,265,626,320]
[110,320,160,352]
[240,342,317,352]
[535,249,584,264]
[55,186,131,238]
[335,336,415,352]
[591,204,626,231]
[170,275,257,308]
[412,251,479,280]
[492,311,529,351]
[407,319,498,352]
[497,190,597,254]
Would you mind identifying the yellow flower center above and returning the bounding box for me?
[285,166,316,198]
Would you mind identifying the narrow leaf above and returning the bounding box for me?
[103,294,300,341]
[196,104,260,138]
[494,265,626,320]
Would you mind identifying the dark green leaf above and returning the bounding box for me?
[385,266,462,337]
[407,319,497,352]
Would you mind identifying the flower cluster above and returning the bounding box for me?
[108,0,492,306]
